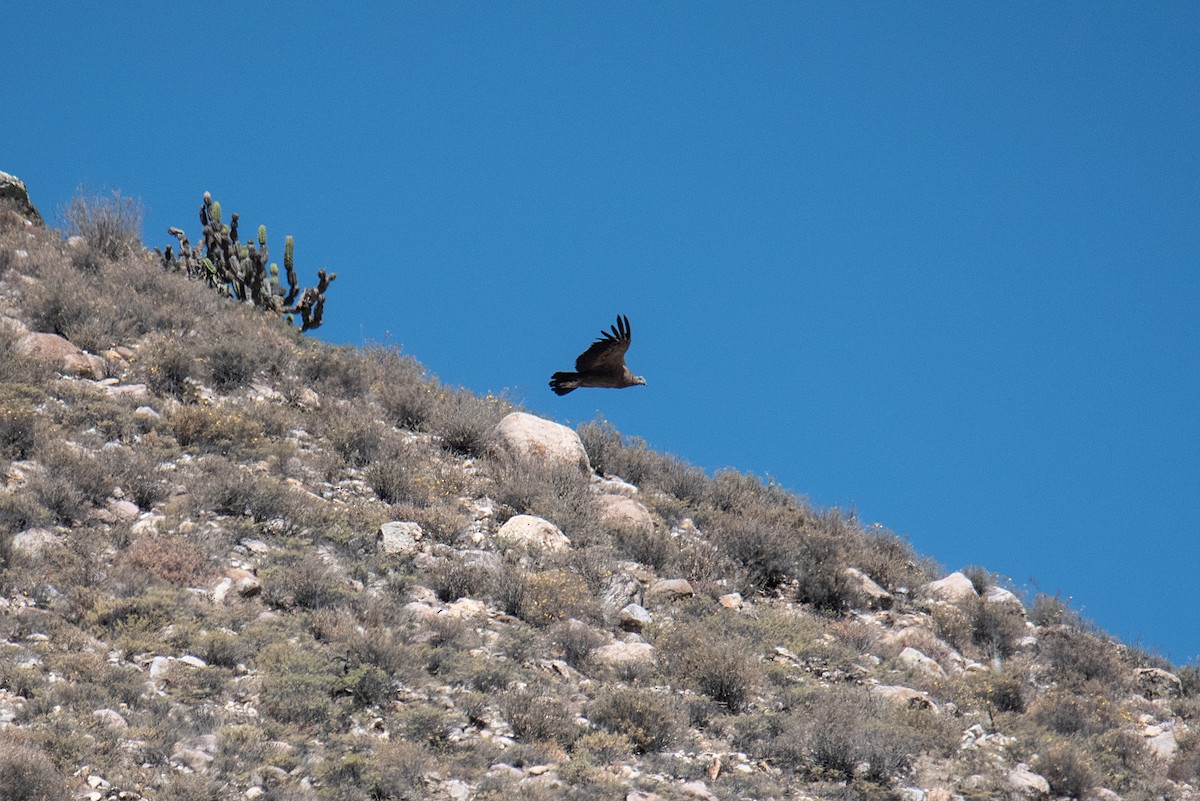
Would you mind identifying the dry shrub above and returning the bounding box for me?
[140,334,197,399]
[1037,739,1098,799]
[367,345,438,430]
[170,405,261,454]
[587,688,686,753]
[0,735,68,801]
[501,687,579,745]
[428,389,511,456]
[258,641,340,727]
[118,533,212,588]
[657,618,763,712]
[62,188,143,261]
[0,402,37,461]
[427,556,494,603]
[548,619,607,668]
[771,684,922,782]
[321,403,386,467]
[518,569,600,627]
[262,552,348,611]
[489,454,603,545]
[1039,627,1128,691]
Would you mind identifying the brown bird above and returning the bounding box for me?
[549,314,647,396]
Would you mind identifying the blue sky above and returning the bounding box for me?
[6,3,1198,664]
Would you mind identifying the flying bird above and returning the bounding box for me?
[550,314,647,396]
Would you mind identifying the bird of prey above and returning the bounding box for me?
[549,314,647,396]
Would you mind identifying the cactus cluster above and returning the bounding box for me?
[158,192,335,332]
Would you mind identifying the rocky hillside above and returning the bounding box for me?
[0,175,1197,801]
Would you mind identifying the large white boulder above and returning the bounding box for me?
[493,412,591,472]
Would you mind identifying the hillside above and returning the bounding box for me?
[0,177,1197,801]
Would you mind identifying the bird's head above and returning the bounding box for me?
[633,375,647,387]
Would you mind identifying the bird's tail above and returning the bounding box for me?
[549,372,580,396]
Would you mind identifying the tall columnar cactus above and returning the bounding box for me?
[158,193,336,331]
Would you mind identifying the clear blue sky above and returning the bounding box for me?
[7,3,1198,664]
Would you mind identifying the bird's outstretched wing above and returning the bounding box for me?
[575,314,632,377]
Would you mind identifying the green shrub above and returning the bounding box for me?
[258,641,341,727]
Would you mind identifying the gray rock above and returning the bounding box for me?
[11,528,61,558]
[645,578,694,602]
[844,567,894,609]
[92,708,129,729]
[379,521,424,554]
[1133,667,1181,700]
[898,646,947,679]
[496,514,570,553]
[618,603,653,632]
[1005,763,1050,797]
[0,171,43,225]
[592,640,656,667]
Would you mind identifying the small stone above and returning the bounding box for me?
[718,592,743,609]
[379,521,424,554]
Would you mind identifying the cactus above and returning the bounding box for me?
[159,192,335,331]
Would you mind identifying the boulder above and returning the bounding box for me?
[645,578,694,603]
[379,521,424,555]
[898,646,947,679]
[1005,763,1050,798]
[718,592,743,609]
[592,639,656,667]
[618,603,653,632]
[1133,667,1181,700]
[844,567,894,609]
[11,528,60,558]
[923,571,978,604]
[494,412,591,472]
[0,171,43,225]
[496,514,571,553]
[870,684,936,711]
[15,331,106,379]
[598,494,654,531]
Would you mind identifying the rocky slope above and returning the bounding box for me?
[0,177,1197,801]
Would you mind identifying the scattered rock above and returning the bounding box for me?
[494,412,591,472]
[92,708,129,729]
[680,781,718,801]
[871,684,937,711]
[11,528,61,558]
[718,592,743,609]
